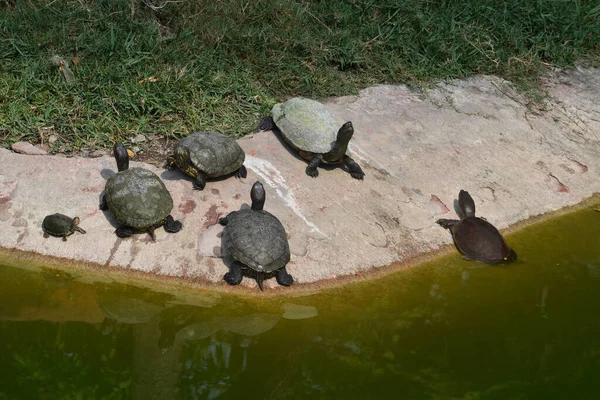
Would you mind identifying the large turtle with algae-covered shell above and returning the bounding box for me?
[259,97,365,180]
[100,142,182,240]
[437,190,517,264]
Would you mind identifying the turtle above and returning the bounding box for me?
[258,97,365,180]
[436,190,517,264]
[100,142,183,240]
[42,213,86,241]
[219,181,293,291]
[166,131,247,190]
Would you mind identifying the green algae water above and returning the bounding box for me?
[1,208,600,400]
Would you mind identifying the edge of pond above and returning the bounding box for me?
[2,192,599,300]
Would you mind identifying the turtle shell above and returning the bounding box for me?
[104,167,173,229]
[222,209,290,273]
[450,217,514,263]
[42,213,74,235]
[272,97,348,156]
[174,131,245,178]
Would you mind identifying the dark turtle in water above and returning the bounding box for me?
[100,142,182,240]
[219,181,293,291]
[437,190,517,264]
[166,131,247,190]
[42,213,86,241]
[258,97,365,180]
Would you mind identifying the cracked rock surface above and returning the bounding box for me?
[2,67,600,290]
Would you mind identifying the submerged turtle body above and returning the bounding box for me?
[42,213,86,241]
[262,97,365,179]
[101,142,182,240]
[219,181,293,290]
[437,190,516,264]
[167,131,247,190]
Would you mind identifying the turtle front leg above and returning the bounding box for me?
[115,226,135,239]
[276,267,294,287]
[43,232,49,239]
[164,215,183,233]
[224,262,244,286]
[305,154,323,178]
[164,155,177,170]
[436,219,460,230]
[344,156,365,180]
[218,212,234,226]
[99,194,108,211]
[193,171,207,191]
[235,165,247,179]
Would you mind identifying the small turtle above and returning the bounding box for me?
[166,131,247,190]
[42,213,86,241]
[100,142,182,240]
[437,190,517,264]
[219,181,293,291]
[259,97,365,180]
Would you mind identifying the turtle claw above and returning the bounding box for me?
[164,215,182,233]
[192,181,206,191]
[224,262,243,286]
[276,268,294,287]
[350,171,365,180]
[115,226,133,238]
[305,167,319,178]
[235,165,247,179]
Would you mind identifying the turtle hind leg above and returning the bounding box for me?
[62,234,68,242]
[235,165,247,179]
[115,226,134,238]
[164,215,183,233]
[193,171,207,191]
[276,267,293,287]
[343,156,365,180]
[99,195,108,211]
[224,262,243,286]
[43,232,49,238]
[305,154,323,178]
[257,116,274,132]
[436,219,459,230]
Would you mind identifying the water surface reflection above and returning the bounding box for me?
[1,207,600,399]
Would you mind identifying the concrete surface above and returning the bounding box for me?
[1,66,599,290]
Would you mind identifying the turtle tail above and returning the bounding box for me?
[256,271,265,291]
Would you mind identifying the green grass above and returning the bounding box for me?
[1,0,599,152]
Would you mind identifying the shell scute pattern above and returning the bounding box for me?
[177,131,245,177]
[223,209,290,273]
[105,168,173,228]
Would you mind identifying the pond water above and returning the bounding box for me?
[1,207,600,400]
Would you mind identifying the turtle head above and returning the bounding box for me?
[114,142,129,172]
[336,121,354,148]
[250,181,266,211]
[72,217,80,225]
[458,190,476,218]
[329,121,354,160]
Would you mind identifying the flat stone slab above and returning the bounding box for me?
[2,67,600,290]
